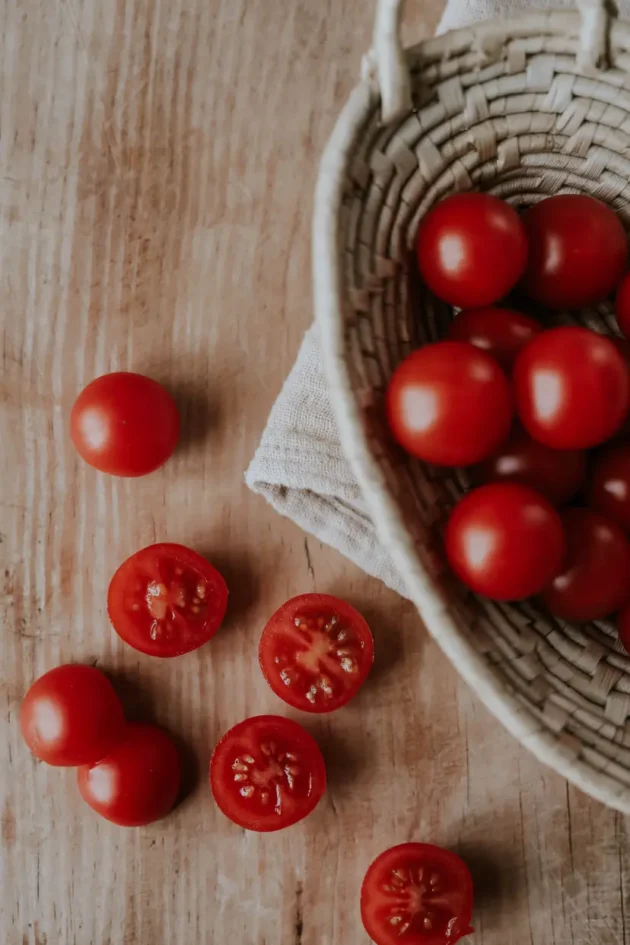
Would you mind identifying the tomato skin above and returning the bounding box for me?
[589,444,630,532]
[361,843,474,945]
[616,274,630,339]
[108,543,228,658]
[259,594,374,713]
[541,508,630,621]
[445,483,565,601]
[522,195,627,309]
[210,715,326,832]
[417,193,528,307]
[71,372,180,477]
[513,327,628,449]
[20,665,126,767]
[77,723,180,826]
[386,342,512,466]
[447,307,541,370]
[471,424,586,506]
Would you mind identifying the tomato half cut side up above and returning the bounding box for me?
[259,593,374,713]
[361,843,474,945]
[210,715,326,832]
[108,543,228,657]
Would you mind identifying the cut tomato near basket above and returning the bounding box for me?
[210,715,326,832]
[541,508,630,622]
[259,594,374,713]
[589,443,630,532]
[361,843,474,945]
[108,543,228,657]
[446,306,541,371]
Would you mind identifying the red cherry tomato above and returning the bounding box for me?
[71,372,180,476]
[108,543,228,658]
[616,273,630,338]
[445,483,565,601]
[471,424,586,506]
[447,306,541,370]
[417,193,528,307]
[386,342,512,466]
[521,195,627,309]
[77,723,180,826]
[259,594,374,713]
[541,508,630,621]
[361,843,474,945]
[210,715,326,832]
[20,665,125,767]
[513,327,628,449]
[589,444,630,533]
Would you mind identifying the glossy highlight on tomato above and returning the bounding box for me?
[108,543,228,657]
[445,483,565,601]
[447,306,541,371]
[210,715,326,832]
[259,593,374,713]
[71,372,180,477]
[361,843,474,945]
[20,664,126,767]
[386,342,512,467]
[417,192,528,308]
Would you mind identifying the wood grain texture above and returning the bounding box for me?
[1,1,628,943]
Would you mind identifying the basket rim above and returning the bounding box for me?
[312,8,630,813]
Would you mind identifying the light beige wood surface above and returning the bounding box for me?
[1,1,629,944]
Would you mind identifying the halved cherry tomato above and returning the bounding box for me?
[386,342,512,466]
[361,843,474,945]
[541,508,630,621]
[447,306,541,371]
[20,664,125,766]
[417,193,528,307]
[513,327,628,449]
[77,723,180,826]
[589,443,630,532]
[259,594,374,713]
[445,483,565,601]
[108,543,228,657]
[471,424,586,506]
[210,715,326,832]
[70,372,180,477]
[616,274,630,339]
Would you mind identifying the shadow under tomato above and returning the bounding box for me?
[452,843,519,914]
[195,547,261,632]
[300,722,366,793]
[171,732,201,811]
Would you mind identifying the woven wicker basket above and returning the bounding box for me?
[313,0,630,812]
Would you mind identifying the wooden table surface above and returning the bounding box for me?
[2,1,629,944]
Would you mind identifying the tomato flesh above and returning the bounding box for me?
[259,594,374,713]
[108,543,228,657]
[361,843,474,945]
[210,715,326,832]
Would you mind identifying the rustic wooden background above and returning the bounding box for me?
[1,1,629,943]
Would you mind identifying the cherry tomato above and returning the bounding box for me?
[259,594,374,713]
[210,715,326,832]
[471,424,586,506]
[617,605,630,654]
[445,483,565,601]
[616,273,630,339]
[20,665,125,767]
[386,342,512,466]
[589,444,630,532]
[77,723,180,826]
[541,508,630,621]
[417,193,528,307]
[71,372,180,476]
[108,543,228,658]
[447,306,541,370]
[521,195,627,309]
[513,327,628,449]
[360,843,474,945]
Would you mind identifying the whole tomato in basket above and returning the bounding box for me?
[447,306,541,371]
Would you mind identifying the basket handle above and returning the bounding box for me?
[369,0,610,124]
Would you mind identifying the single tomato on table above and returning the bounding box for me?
[513,327,628,449]
[210,715,326,832]
[71,372,180,476]
[259,593,374,713]
[416,192,528,307]
[361,843,474,945]
[77,722,181,826]
[386,342,512,467]
[589,443,630,532]
[445,483,565,601]
[20,664,125,766]
[108,543,228,657]
[447,306,541,371]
